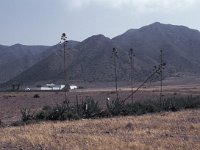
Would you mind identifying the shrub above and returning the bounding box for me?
[163,96,200,111]
[20,108,33,122]
[106,98,125,116]
[35,103,80,121]
[16,95,200,126]
[47,103,68,120]
[145,103,160,113]
[33,94,40,98]
[35,111,47,120]
[0,119,6,127]
[35,105,53,120]
[129,102,147,115]
[63,111,80,120]
[80,96,101,118]
[98,109,111,118]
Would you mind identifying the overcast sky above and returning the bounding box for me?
[0,0,200,45]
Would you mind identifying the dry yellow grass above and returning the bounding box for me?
[0,109,200,150]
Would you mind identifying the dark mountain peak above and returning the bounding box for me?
[14,43,22,46]
[140,22,169,32]
[113,22,169,40]
[11,43,24,47]
[77,34,111,49]
[140,22,200,40]
[146,22,172,27]
[85,34,110,41]
[141,22,197,32]
[150,22,162,26]
[123,29,137,35]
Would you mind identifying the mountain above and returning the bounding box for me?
[0,41,79,83]
[0,44,49,83]
[112,22,200,74]
[3,22,200,86]
[5,36,114,84]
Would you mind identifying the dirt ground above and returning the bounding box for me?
[0,82,200,124]
[0,79,200,150]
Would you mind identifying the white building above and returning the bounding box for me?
[69,85,78,90]
[40,83,65,91]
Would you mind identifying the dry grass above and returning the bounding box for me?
[0,109,199,150]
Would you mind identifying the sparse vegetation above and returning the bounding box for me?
[20,95,200,123]
[0,88,200,150]
[32,96,101,122]
[107,95,200,116]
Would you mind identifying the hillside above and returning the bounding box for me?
[0,41,79,85]
[0,44,49,83]
[3,22,200,85]
[0,110,199,150]
[113,22,200,74]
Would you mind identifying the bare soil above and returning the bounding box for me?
[0,82,200,124]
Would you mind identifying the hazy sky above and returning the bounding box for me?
[0,0,200,45]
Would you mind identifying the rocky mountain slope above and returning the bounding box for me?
[2,22,200,86]
[0,44,49,83]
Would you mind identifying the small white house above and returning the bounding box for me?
[40,83,65,91]
[70,85,78,90]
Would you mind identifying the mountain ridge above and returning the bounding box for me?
[1,22,200,87]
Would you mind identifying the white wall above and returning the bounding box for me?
[70,85,77,90]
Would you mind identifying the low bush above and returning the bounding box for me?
[107,96,200,116]
[33,94,40,98]
[34,96,101,121]
[20,108,33,122]
[81,96,101,118]
[19,95,200,125]
[106,98,125,116]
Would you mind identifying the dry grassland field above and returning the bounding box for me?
[0,81,200,149]
[0,110,199,150]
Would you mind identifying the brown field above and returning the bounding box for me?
[1,82,200,124]
[0,80,200,150]
[0,109,199,150]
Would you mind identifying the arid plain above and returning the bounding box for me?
[0,80,200,150]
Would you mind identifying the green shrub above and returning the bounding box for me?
[81,96,101,118]
[35,105,52,120]
[106,98,125,116]
[145,103,160,113]
[20,108,33,122]
[48,103,68,120]
[163,96,200,111]
[63,111,80,120]
[17,95,200,126]
[35,103,81,121]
